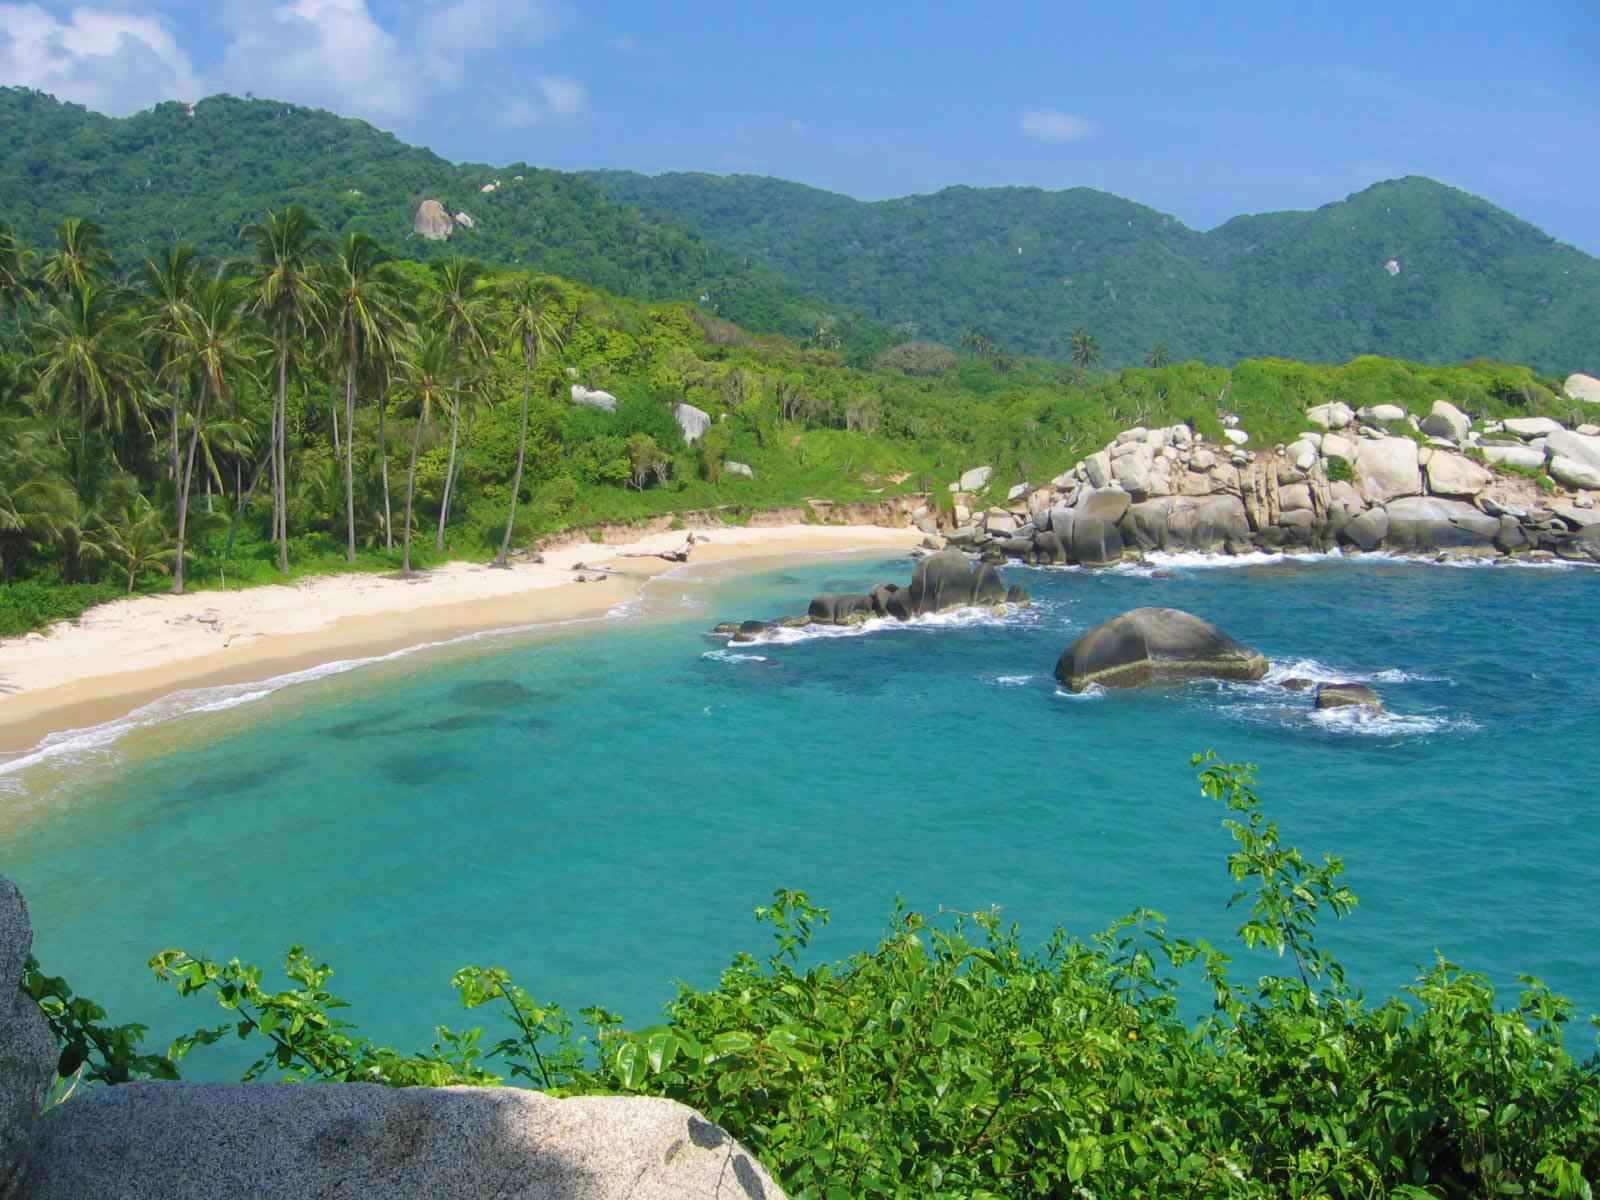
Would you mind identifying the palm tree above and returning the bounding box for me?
[1147,344,1170,369]
[326,232,405,563]
[0,415,76,581]
[172,274,257,594]
[0,222,37,314]
[40,218,112,295]
[245,207,328,574]
[492,276,564,567]
[1069,329,1100,381]
[427,257,491,553]
[29,280,144,484]
[393,331,457,576]
[961,326,996,359]
[99,493,176,593]
[140,244,202,487]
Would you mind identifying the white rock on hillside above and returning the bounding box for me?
[571,386,618,413]
[1358,404,1406,423]
[413,200,453,241]
[1565,373,1600,404]
[1305,402,1354,430]
[1222,428,1250,446]
[1354,436,1421,503]
[673,403,710,444]
[1083,451,1111,488]
[1545,430,1600,473]
[959,466,993,492]
[1419,400,1470,442]
[1502,417,1564,438]
[1481,444,1545,470]
[1550,457,1600,489]
[1007,482,1030,502]
[724,461,754,479]
[1320,433,1356,462]
[1425,452,1493,498]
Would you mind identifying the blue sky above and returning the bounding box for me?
[3,0,1596,252]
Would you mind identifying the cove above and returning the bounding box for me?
[3,552,1598,1080]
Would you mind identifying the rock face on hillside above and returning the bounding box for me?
[674,403,710,444]
[919,400,1600,566]
[14,1082,783,1200]
[1,879,55,1198]
[570,385,618,412]
[1566,374,1600,404]
[413,199,453,241]
[1054,608,1268,693]
[713,549,1027,641]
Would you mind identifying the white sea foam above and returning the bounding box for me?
[1264,658,1450,688]
[1307,705,1472,738]
[1054,683,1106,701]
[702,649,769,664]
[994,674,1037,686]
[715,604,1024,650]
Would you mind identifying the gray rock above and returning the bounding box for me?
[1305,402,1355,430]
[1420,399,1470,442]
[907,550,988,613]
[1190,495,1251,551]
[1384,496,1500,551]
[1556,524,1600,563]
[14,1083,783,1200]
[1223,428,1250,446]
[1070,516,1124,567]
[1190,448,1216,470]
[570,385,618,413]
[1357,404,1406,424]
[807,593,875,625]
[1111,444,1157,495]
[1565,373,1600,404]
[1006,482,1030,502]
[1033,529,1068,565]
[1354,437,1421,503]
[1279,483,1314,513]
[1425,452,1493,498]
[959,465,993,492]
[1077,486,1132,525]
[1339,508,1390,552]
[1054,608,1268,693]
[1502,417,1564,438]
[1579,424,1600,437]
[723,461,754,479]
[2,879,56,1198]
[1319,433,1357,463]
[985,511,1019,536]
[1082,451,1112,489]
[1315,683,1383,711]
[1550,455,1600,490]
[673,403,710,444]
[413,199,454,241]
[1547,430,1600,472]
[1481,444,1546,471]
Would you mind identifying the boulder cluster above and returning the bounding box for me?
[916,399,1600,566]
[711,550,1029,642]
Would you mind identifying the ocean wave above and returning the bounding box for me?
[702,649,769,664]
[1307,705,1473,738]
[717,604,1026,649]
[1054,683,1106,701]
[1264,658,1451,688]
[993,674,1038,686]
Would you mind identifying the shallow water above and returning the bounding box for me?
[4,551,1598,1076]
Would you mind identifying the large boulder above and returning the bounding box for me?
[1556,524,1600,563]
[723,461,755,479]
[1055,608,1268,693]
[1354,437,1421,503]
[1190,495,1251,552]
[907,550,983,614]
[1550,456,1600,489]
[1481,444,1545,470]
[1565,373,1600,404]
[1077,486,1132,525]
[1357,404,1406,424]
[1383,496,1500,551]
[413,200,453,241]
[1546,430,1600,473]
[1502,417,1564,438]
[674,404,710,445]
[2,879,56,1197]
[1305,402,1354,430]
[12,1083,783,1200]
[1070,516,1124,567]
[807,593,875,625]
[959,465,993,492]
[570,386,618,413]
[1316,683,1382,711]
[1419,400,1471,442]
[1082,451,1112,489]
[1424,452,1493,498]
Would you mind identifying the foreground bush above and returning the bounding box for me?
[25,755,1600,1197]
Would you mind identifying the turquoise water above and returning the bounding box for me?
[4,550,1599,1077]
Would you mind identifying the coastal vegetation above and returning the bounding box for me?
[0,207,1582,638]
[21,757,1600,1196]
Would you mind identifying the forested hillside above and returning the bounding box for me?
[589,170,1600,373]
[0,89,855,345]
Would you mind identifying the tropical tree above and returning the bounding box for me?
[492,275,564,567]
[1069,328,1100,379]
[172,274,257,594]
[326,232,405,562]
[427,257,491,553]
[961,326,996,359]
[0,222,37,314]
[29,280,144,484]
[245,207,328,574]
[1148,343,1170,369]
[0,415,75,581]
[393,331,457,576]
[98,493,175,593]
[139,244,202,486]
[40,218,112,296]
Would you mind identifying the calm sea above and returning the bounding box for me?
[4,550,1597,1077]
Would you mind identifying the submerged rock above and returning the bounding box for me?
[1054,608,1269,693]
[1315,682,1383,711]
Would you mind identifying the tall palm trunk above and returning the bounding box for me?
[174,373,209,595]
[274,326,289,574]
[169,373,182,485]
[495,349,533,567]
[434,388,460,553]
[377,390,393,551]
[343,356,357,562]
[403,416,424,576]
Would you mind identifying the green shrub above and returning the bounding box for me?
[1324,456,1354,483]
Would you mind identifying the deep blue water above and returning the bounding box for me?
[4,550,1598,1076]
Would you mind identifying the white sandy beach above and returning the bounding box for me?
[0,524,922,752]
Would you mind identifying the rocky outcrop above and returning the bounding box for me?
[571,386,618,413]
[1054,608,1268,693]
[413,200,453,241]
[807,593,874,624]
[13,1083,783,1200]
[2,880,54,1197]
[724,461,754,479]
[1316,683,1383,711]
[674,403,710,445]
[1565,373,1600,404]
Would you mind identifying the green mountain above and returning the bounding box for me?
[0,88,840,341]
[586,170,1600,374]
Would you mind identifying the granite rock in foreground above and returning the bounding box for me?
[1055,608,1269,693]
[14,1082,783,1200]
[1,879,55,1199]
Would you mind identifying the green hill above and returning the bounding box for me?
[586,170,1600,374]
[0,88,846,342]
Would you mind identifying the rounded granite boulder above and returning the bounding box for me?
[1054,608,1269,693]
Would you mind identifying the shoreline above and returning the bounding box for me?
[0,524,923,756]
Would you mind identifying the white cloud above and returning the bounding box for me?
[494,75,586,128]
[420,0,564,85]
[0,4,202,113]
[1020,110,1096,142]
